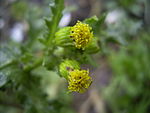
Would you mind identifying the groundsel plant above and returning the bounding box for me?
[0,0,105,112]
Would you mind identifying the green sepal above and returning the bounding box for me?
[59,60,80,79]
[55,27,74,47]
[85,37,100,54]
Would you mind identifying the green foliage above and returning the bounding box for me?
[0,0,104,112]
[103,32,150,113]
[0,0,73,113]
[1,0,149,113]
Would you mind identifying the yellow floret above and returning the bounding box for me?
[70,21,93,49]
[68,69,92,93]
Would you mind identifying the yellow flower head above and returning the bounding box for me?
[70,21,93,49]
[68,69,92,93]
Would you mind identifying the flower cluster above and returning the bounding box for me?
[70,21,93,49]
[59,60,92,93]
[68,69,92,93]
[56,21,97,93]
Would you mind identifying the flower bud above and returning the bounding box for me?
[68,69,92,93]
[70,21,93,50]
[59,60,80,79]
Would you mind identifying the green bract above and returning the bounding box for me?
[55,27,73,46]
[59,60,80,79]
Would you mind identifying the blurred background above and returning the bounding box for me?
[0,0,150,113]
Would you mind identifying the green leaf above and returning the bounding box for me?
[84,16,99,25]
[0,47,14,68]
[0,72,7,87]
[0,45,20,70]
[84,14,106,26]
[97,13,106,27]
[45,0,64,45]
[84,14,106,35]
